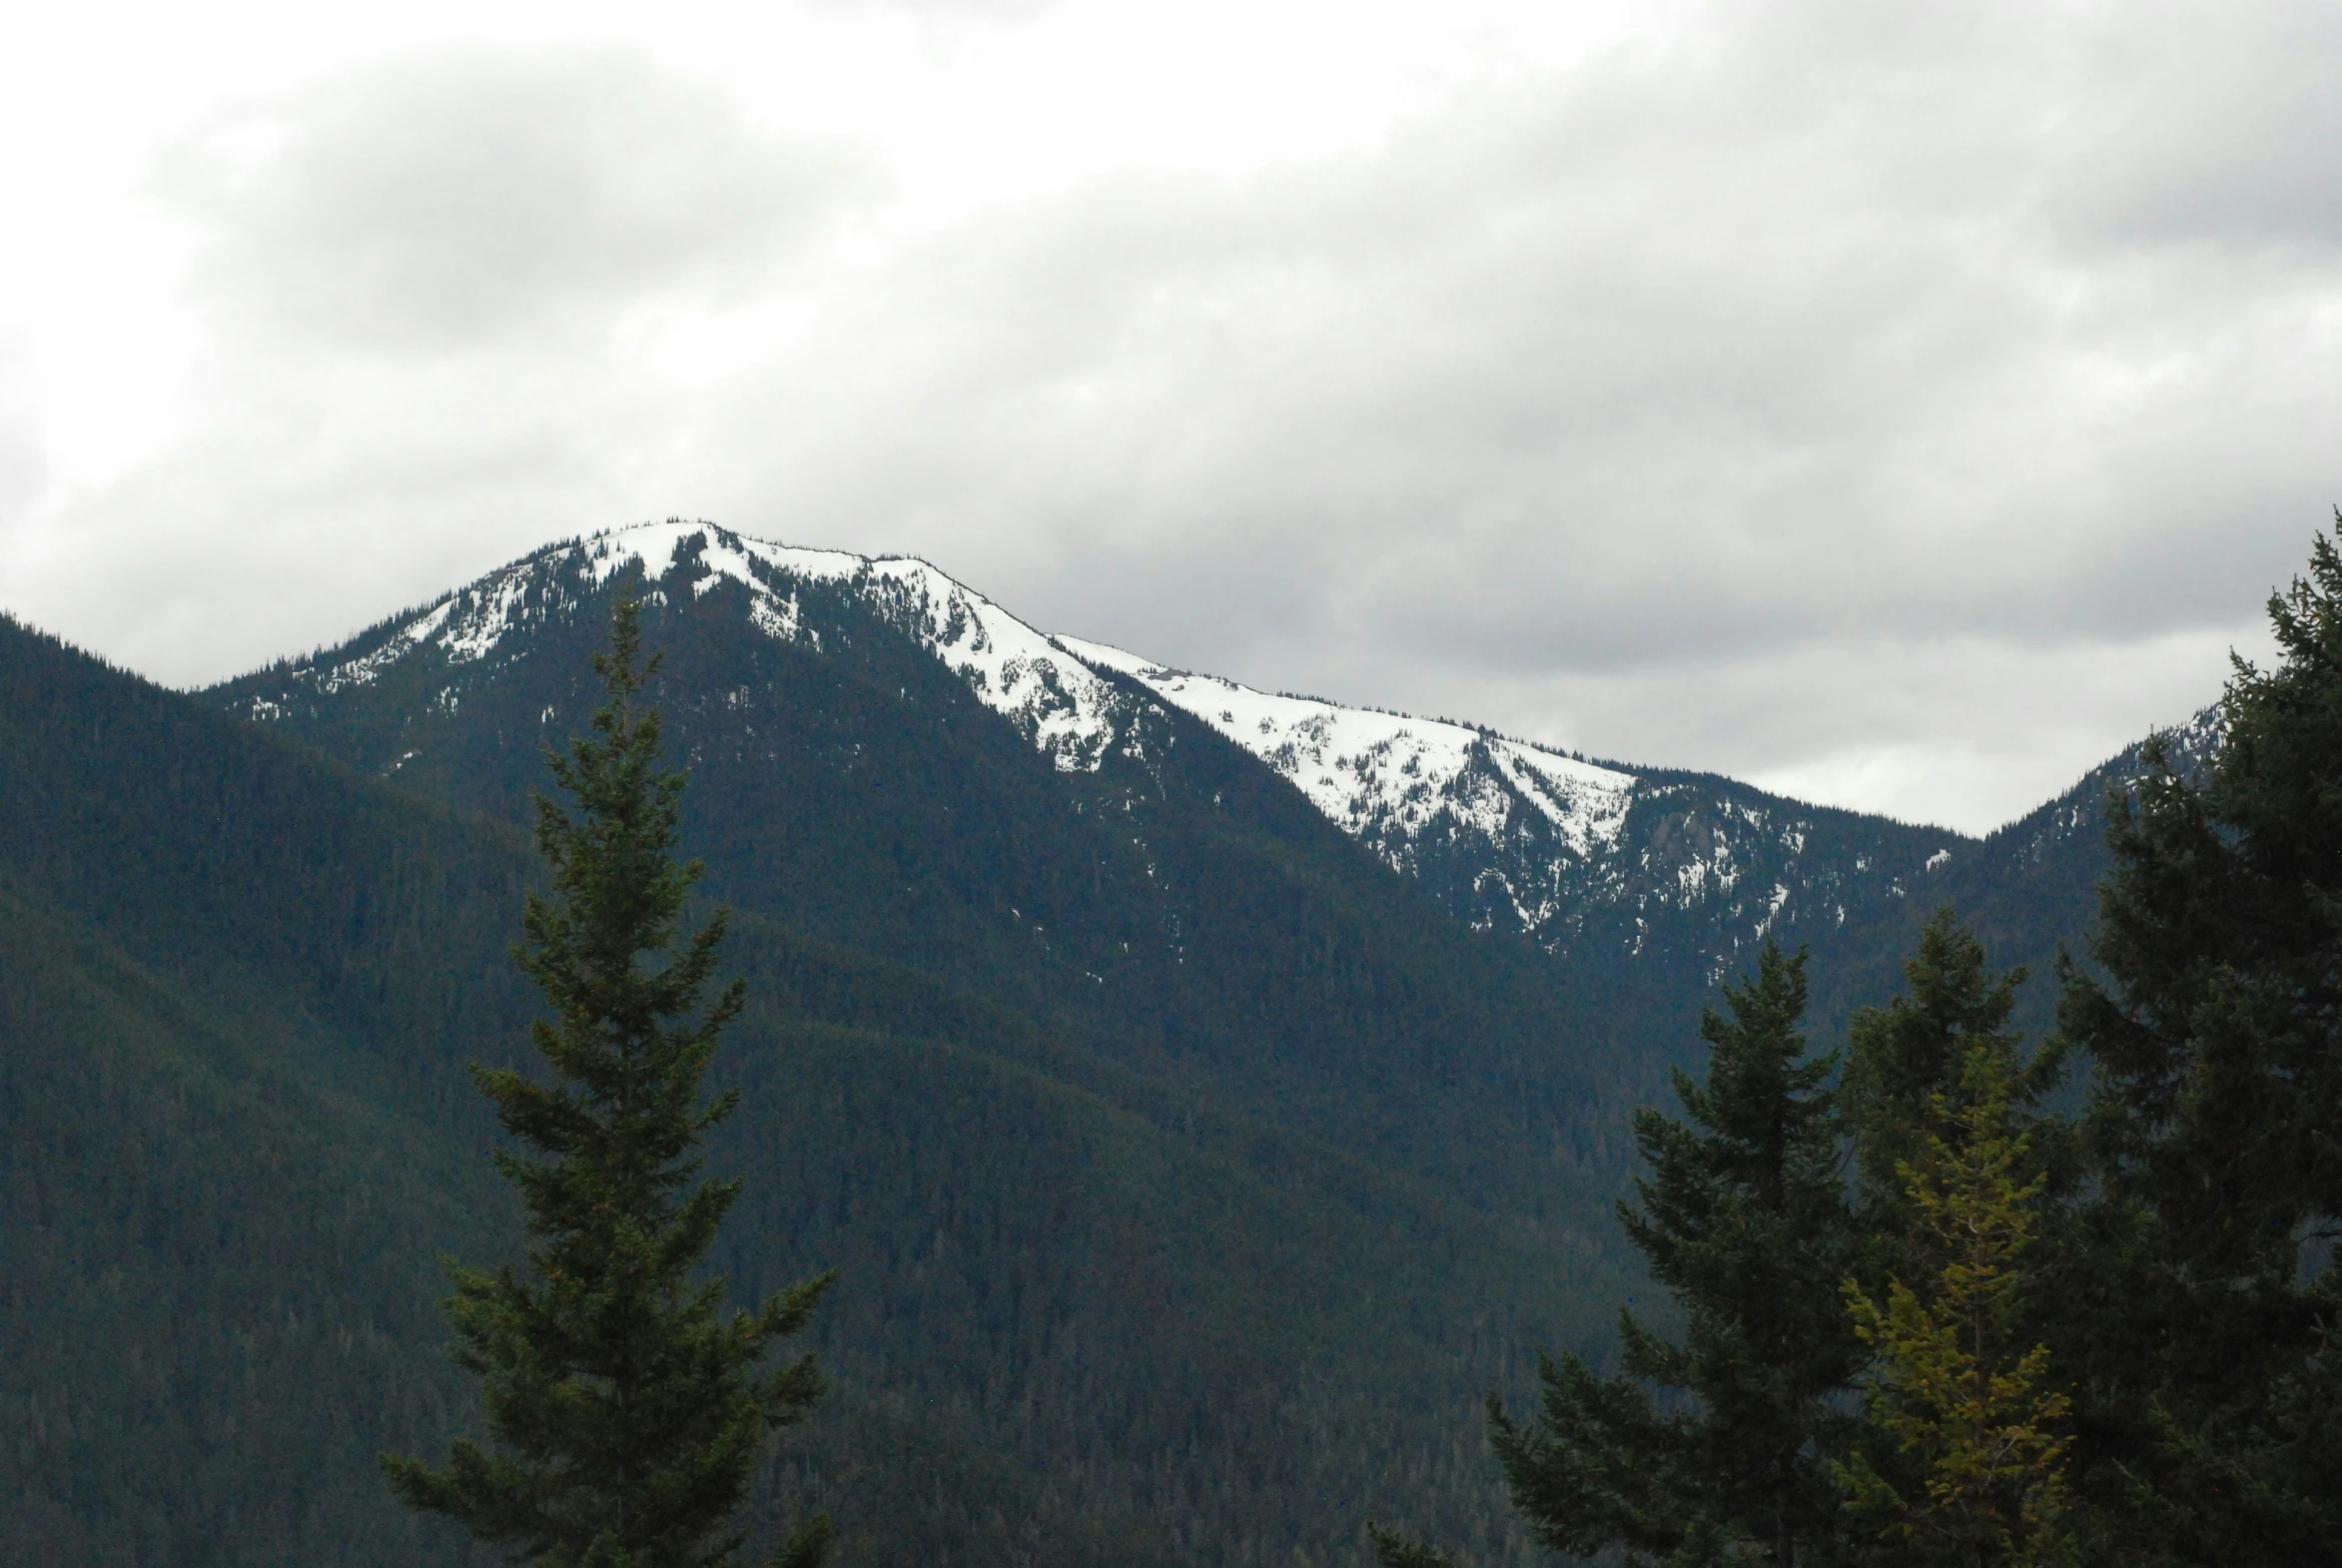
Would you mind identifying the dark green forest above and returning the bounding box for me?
[8,519,2319,1566]
[1386,543,2342,1566]
[4,573,1647,1563]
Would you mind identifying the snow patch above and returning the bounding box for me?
[1055,635,1638,862]
[292,521,1128,772]
[279,523,1661,932]
[579,524,1128,769]
[305,598,457,693]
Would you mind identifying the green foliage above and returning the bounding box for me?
[1842,910,2066,1229]
[2055,526,2342,1563]
[13,514,2242,1568]
[0,611,536,1567]
[1488,944,1862,1566]
[193,544,1655,1562]
[381,592,835,1567]
[0,597,1619,1565]
[1829,909,2076,1564]
[1367,1521,1455,1567]
[0,874,504,1568]
[1838,1045,2074,1568]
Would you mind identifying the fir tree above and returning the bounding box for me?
[1841,909,2067,1233]
[1835,910,2073,1561]
[1365,1522,1453,1568]
[2057,525,2342,1563]
[382,587,837,1568]
[1488,943,1862,1567]
[1837,1044,2074,1568]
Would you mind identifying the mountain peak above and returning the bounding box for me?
[232,518,1962,965]
[276,519,1133,772]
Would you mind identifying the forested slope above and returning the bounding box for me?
[7,600,1630,1565]
[0,614,520,1565]
[1795,716,2219,1053]
[2,520,2153,1566]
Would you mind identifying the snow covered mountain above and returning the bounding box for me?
[231,519,1964,975]
[259,520,1133,770]
[34,522,2164,1568]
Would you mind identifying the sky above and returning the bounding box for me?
[0,0,2334,835]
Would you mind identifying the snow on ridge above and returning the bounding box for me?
[292,520,1645,858]
[843,554,1128,771]
[577,520,866,595]
[506,522,1129,770]
[1054,635,1637,858]
[303,597,457,695]
[264,521,1949,963]
[297,521,1128,771]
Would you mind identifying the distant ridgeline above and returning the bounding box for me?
[1,521,2174,1567]
[226,522,1996,971]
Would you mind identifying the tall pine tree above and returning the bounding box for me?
[1841,909,2067,1235]
[1487,943,1862,1567]
[1838,1044,2075,1568]
[2057,525,2342,1564]
[1836,910,2073,1565]
[382,586,837,1568]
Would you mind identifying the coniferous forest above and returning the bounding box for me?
[5,521,2339,1566]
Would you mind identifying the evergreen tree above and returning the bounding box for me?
[1366,1522,1454,1568]
[1488,943,1861,1566]
[1835,910,2073,1561]
[1838,1044,2074,1568]
[2057,527,2342,1563]
[382,588,837,1568]
[1842,910,2066,1233]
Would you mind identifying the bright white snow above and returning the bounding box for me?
[1054,635,1636,859]
[270,521,1933,959]
[577,524,1130,769]
[302,521,1130,772]
[305,597,455,694]
[298,520,1640,882]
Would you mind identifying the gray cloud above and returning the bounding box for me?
[802,0,1062,20]
[159,45,880,350]
[12,2,2342,831]
[2055,3,2342,252]
[0,339,45,533]
[704,29,2335,666]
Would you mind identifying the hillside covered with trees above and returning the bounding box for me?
[6,520,2328,1566]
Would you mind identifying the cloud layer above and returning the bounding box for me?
[166,47,878,352]
[4,0,2336,831]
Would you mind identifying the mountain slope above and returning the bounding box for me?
[0,612,528,1567]
[1061,636,1970,980]
[204,523,1755,1563]
[4,516,2159,1567]
[7,576,1636,1563]
[231,521,1971,994]
[1798,706,2220,1048]
[216,522,1639,1217]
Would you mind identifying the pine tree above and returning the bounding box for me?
[381,587,837,1568]
[2056,525,2342,1562]
[1837,1044,2074,1568]
[1365,1522,1453,1568]
[1841,910,2067,1234]
[1834,910,2073,1563]
[1488,943,1862,1567]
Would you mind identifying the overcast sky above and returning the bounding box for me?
[1,0,2332,833]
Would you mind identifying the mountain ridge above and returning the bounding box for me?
[223,518,1980,984]
[3,516,2198,1567]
